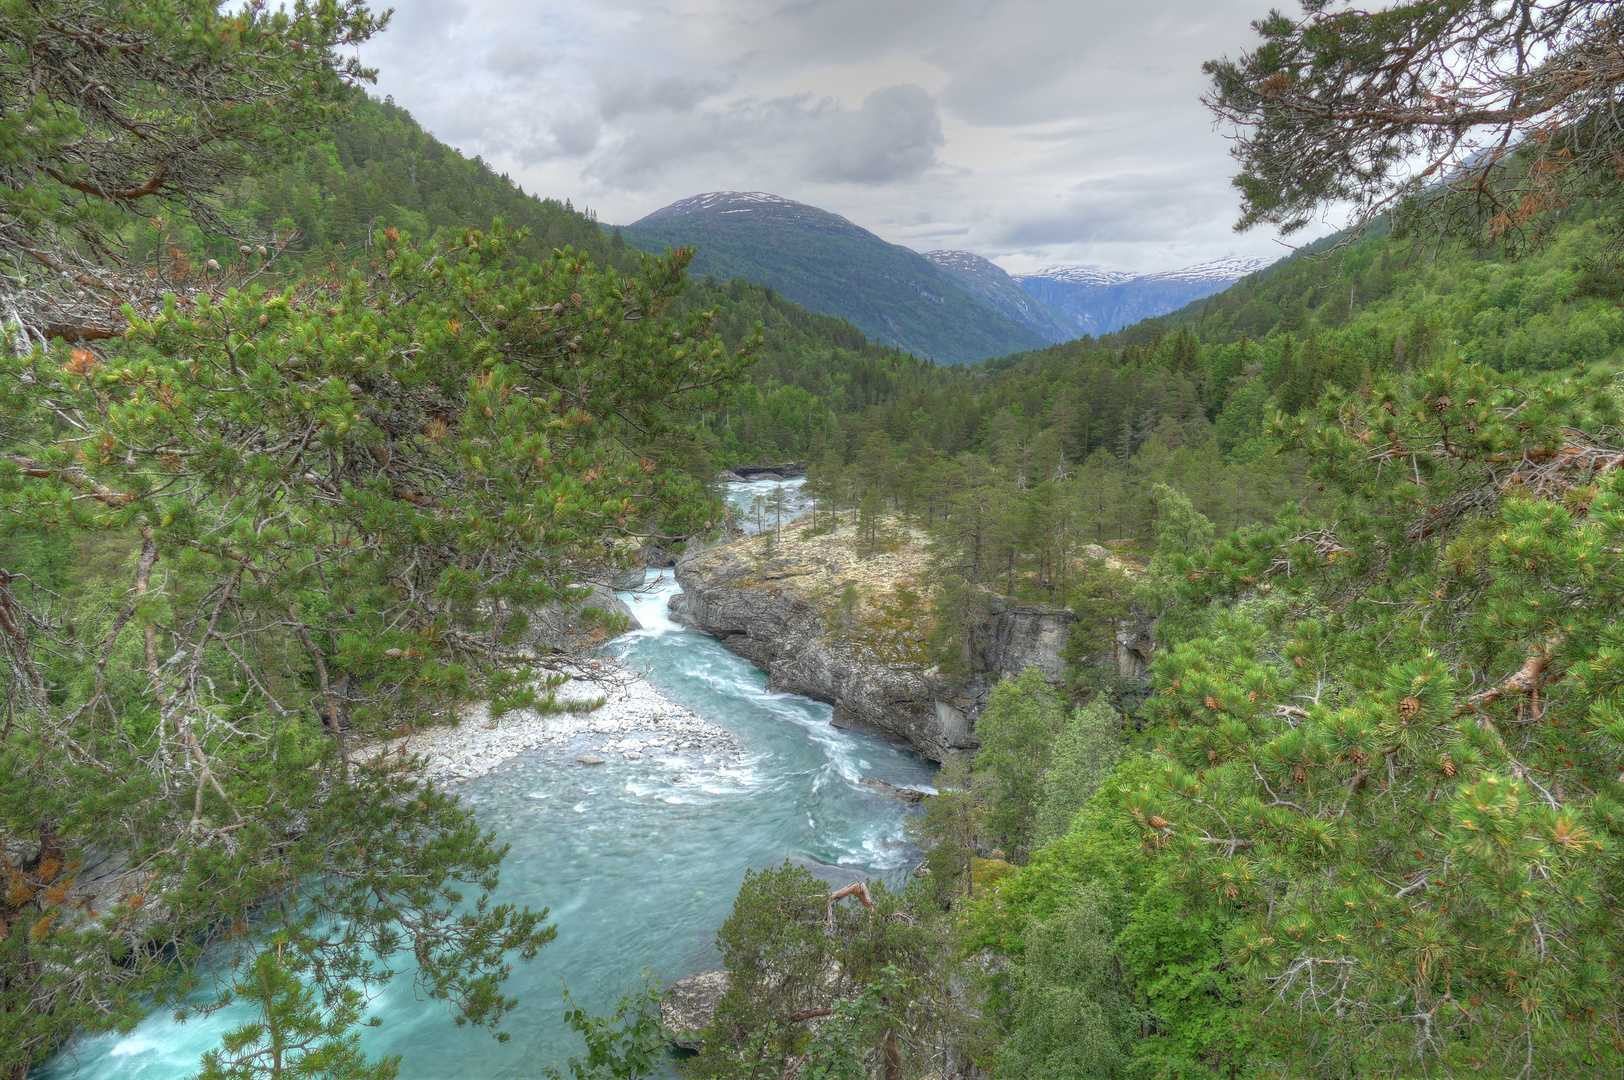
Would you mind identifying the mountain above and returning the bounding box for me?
[921,250,1077,344]
[1015,256,1276,336]
[617,192,1051,365]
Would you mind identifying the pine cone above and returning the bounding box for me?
[1433,394,1451,413]
[1441,757,1457,777]
[1399,695,1421,718]
[1204,695,1221,711]
[1147,815,1170,829]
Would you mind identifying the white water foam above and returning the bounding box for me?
[37,491,935,1080]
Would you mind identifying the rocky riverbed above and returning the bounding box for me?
[373,659,745,786]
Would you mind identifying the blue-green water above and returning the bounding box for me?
[37,479,934,1079]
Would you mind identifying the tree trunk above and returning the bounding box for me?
[883,1024,903,1080]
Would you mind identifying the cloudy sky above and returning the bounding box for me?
[358,0,1301,274]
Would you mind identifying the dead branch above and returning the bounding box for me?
[1409,438,1624,542]
[1461,639,1562,716]
[826,881,873,930]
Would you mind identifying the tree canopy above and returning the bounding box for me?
[1,0,385,343]
[0,5,752,1078]
[1205,0,1624,245]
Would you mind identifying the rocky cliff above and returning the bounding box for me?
[672,519,1119,760]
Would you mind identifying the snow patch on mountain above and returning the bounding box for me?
[1012,256,1279,336]
[1137,257,1275,285]
[1017,266,1136,289]
[1017,257,1271,291]
[922,250,1078,345]
[636,191,851,225]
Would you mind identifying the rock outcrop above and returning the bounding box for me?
[672,521,955,756]
[922,594,1077,744]
[858,777,929,802]
[662,969,730,1050]
[522,584,640,653]
[672,519,1112,759]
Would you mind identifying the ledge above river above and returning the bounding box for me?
[670,517,1086,760]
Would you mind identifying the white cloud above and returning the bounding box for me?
[359,0,1294,273]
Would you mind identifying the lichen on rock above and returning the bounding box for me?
[673,515,1105,760]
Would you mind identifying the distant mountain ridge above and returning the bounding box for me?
[619,191,1279,356]
[1016,257,1275,336]
[920,250,1078,344]
[619,192,1051,365]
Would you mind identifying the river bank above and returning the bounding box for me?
[35,481,936,1080]
[375,658,745,786]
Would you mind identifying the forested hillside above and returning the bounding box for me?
[665,3,1624,1077]
[620,192,1052,365]
[1145,201,1624,374]
[13,2,1624,1074]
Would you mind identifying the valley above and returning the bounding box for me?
[9,3,1624,1079]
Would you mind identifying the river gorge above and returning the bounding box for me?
[35,479,937,1080]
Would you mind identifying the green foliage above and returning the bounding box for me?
[791,967,915,1080]
[232,94,622,275]
[1136,483,1216,645]
[1148,203,1624,382]
[1032,700,1123,848]
[983,362,1624,1077]
[544,973,668,1080]
[960,752,1253,1079]
[0,222,744,1078]
[0,0,386,339]
[1124,362,1624,1074]
[694,863,953,1080]
[832,583,860,627]
[194,938,400,1080]
[972,669,1069,861]
[929,349,1624,1074]
[906,756,989,909]
[1058,559,1134,699]
[991,884,1136,1080]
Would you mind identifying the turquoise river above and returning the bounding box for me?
[36,478,937,1079]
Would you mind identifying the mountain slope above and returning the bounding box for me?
[1016,257,1275,336]
[922,250,1077,343]
[619,192,1050,365]
[229,93,624,273]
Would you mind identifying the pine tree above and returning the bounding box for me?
[1133,363,1624,1074]
[0,228,748,1079]
[0,0,387,343]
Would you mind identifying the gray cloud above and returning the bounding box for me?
[359,0,1293,272]
[570,83,943,191]
[597,74,733,121]
[804,85,943,184]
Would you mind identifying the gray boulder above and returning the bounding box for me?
[611,565,648,591]
[522,585,641,653]
[858,777,928,803]
[635,542,678,568]
[662,969,730,1050]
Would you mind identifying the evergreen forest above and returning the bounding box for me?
[7,1,1624,1079]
